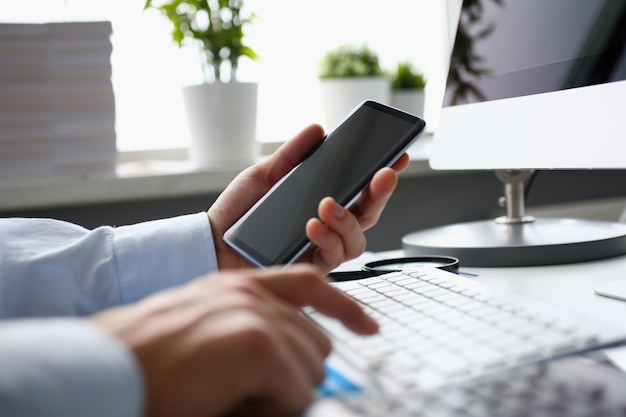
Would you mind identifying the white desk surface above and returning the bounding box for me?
[373,250,626,331]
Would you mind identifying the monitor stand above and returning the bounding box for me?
[402,169,626,266]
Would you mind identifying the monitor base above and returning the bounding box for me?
[402,217,626,267]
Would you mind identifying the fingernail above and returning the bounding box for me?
[334,205,345,219]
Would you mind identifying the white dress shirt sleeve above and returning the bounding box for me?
[0,212,218,318]
[0,212,220,417]
[0,318,144,417]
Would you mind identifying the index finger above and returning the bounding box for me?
[257,265,379,336]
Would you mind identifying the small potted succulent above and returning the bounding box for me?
[390,61,427,116]
[144,0,260,169]
[318,44,390,129]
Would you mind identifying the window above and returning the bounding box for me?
[2,0,447,151]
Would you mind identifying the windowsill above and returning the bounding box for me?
[0,133,445,212]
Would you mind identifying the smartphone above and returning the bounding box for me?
[224,100,426,267]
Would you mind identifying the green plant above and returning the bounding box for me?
[144,0,259,83]
[391,62,426,90]
[319,44,384,79]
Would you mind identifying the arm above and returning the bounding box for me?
[0,318,143,417]
[92,265,378,417]
[0,213,217,318]
[0,214,216,416]
[0,262,376,417]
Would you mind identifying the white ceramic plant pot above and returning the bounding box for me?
[319,77,390,129]
[182,81,259,169]
[391,89,425,117]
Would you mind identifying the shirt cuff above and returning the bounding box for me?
[0,318,143,417]
[113,212,218,304]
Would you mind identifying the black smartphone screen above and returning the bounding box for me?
[224,101,426,267]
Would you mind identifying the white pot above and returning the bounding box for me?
[319,77,390,129]
[391,89,425,117]
[182,82,258,169]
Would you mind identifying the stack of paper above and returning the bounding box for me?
[0,21,117,181]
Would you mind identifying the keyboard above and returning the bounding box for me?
[307,356,626,417]
[306,267,625,396]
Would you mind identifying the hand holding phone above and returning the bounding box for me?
[224,101,426,267]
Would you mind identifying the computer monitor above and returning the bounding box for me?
[403,0,626,267]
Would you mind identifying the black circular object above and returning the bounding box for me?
[364,256,460,273]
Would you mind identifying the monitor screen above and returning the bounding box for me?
[430,0,626,170]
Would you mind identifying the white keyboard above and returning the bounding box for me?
[307,268,603,395]
[308,357,626,417]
